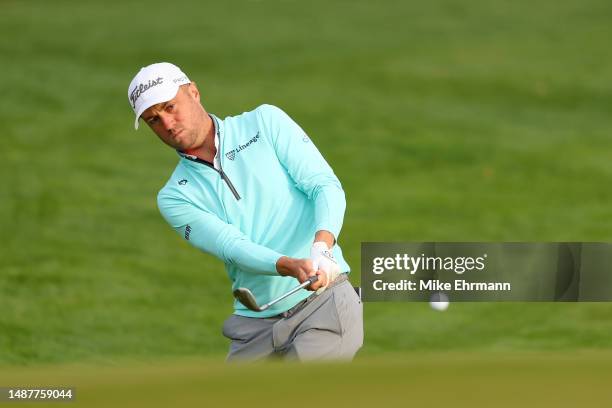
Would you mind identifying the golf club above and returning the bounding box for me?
[233,275,318,312]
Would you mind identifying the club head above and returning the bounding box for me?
[233,287,267,312]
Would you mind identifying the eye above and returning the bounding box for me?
[166,104,175,112]
[147,116,159,125]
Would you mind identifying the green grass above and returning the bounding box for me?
[2,352,612,407]
[1,0,612,367]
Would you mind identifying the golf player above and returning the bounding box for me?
[128,62,363,361]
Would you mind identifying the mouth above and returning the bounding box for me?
[172,129,184,140]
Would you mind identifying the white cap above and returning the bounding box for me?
[127,62,191,129]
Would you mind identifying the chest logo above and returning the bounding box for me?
[225,132,260,161]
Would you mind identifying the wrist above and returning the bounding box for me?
[314,230,335,248]
[276,256,294,277]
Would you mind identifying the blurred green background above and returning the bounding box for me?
[1,0,612,404]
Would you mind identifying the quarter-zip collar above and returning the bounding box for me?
[175,114,241,201]
[176,113,222,167]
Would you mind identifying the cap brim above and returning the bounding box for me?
[133,85,180,130]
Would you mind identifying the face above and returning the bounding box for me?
[141,83,207,151]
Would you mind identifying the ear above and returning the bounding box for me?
[187,82,200,102]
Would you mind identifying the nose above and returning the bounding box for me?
[159,113,175,133]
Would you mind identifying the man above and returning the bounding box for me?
[127,62,363,361]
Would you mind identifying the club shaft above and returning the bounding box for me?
[261,276,317,311]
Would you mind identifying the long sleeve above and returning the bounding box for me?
[157,193,283,275]
[257,104,347,239]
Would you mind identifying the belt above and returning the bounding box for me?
[279,273,350,318]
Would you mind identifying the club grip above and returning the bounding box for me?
[306,275,318,287]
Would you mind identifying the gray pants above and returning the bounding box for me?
[222,274,363,362]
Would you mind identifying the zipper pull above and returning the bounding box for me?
[219,169,241,200]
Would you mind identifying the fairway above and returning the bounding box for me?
[2,0,612,402]
[2,352,612,407]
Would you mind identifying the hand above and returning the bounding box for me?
[310,242,340,291]
[276,256,328,291]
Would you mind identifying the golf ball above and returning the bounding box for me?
[429,292,449,311]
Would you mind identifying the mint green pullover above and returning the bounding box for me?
[157,104,349,317]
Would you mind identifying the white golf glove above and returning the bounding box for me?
[310,242,340,293]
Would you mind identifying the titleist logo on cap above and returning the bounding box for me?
[130,77,164,108]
